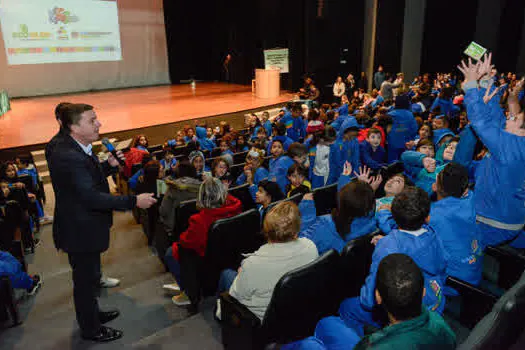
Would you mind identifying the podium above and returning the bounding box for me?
[255,68,280,99]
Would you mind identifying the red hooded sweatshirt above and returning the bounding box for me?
[172,194,242,260]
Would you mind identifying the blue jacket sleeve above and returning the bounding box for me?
[299,199,317,232]
[360,143,383,170]
[359,237,398,310]
[128,170,142,190]
[269,161,290,194]
[453,125,477,168]
[350,140,361,172]
[236,173,247,186]
[249,184,257,202]
[401,151,426,176]
[465,88,525,164]
[0,252,33,289]
[376,209,396,234]
[254,167,269,185]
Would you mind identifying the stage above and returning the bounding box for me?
[0,83,293,151]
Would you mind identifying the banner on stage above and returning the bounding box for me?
[0,0,122,65]
[264,48,289,74]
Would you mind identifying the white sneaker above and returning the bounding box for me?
[172,292,191,306]
[162,283,181,292]
[100,276,120,288]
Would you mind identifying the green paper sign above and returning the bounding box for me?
[464,41,487,61]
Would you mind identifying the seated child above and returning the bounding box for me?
[268,142,309,194]
[337,187,447,338]
[235,148,268,187]
[195,125,216,151]
[183,126,196,143]
[159,149,177,177]
[254,179,285,219]
[286,163,311,198]
[0,250,42,295]
[268,140,285,173]
[131,134,149,151]
[234,134,249,153]
[360,128,386,171]
[259,111,273,137]
[283,254,455,350]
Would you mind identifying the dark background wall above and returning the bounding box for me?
[163,0,525,94]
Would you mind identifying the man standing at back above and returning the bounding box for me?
[47,103,156,342]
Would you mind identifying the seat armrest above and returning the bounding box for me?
[446,276,498,329]
[220,292,262,349]
[220,292,261,328]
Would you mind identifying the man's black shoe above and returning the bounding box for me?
[82,326,123,342]
[99,309,120,324]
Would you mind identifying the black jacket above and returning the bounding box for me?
[47,133,136,253]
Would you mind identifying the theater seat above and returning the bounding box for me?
[233,151,249,165]
[173,199,198,241]
[445,276,498,330]
[0,276,21,327]
[211,147,222,158]
[313,183,338,216]
[485,245,525,290]
[220,250,341,349]
[181,209,263,308]
[228,184,256,211]
[339,230,382,299]
[172,145,188,156]
[138,202,159,246]
[147,144,163,153]
[230,163,246,180]
[458,270,525,350]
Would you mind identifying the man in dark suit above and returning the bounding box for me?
[47,103,156,342]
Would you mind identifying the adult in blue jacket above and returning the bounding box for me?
[386,95,418,163]
[430,163,482,288]
[195,126,216,151]
[339,187,446,337]
[298,180,376,255]
[458,56,525,247]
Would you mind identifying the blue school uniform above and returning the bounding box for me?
[387,108,418,163]
[249,126,261,142]
[430,98,460,116]
[0,251,34,290]
[371,95,384,108]
[195,126,216,151]
[159,158,177,171]
[402,151,447,195]
[359,141,386,170]
[430,192,483,286]
[433,128,455,148]
[262,120,273,137]
[280,112,306,142]
[339,225,447,336]
[268,155,295,194]
[266,135,294,154]
[235,166,269,187]
[17,167,39,188]
[463,85,525,247]
[308,144,340,189]
[299,200,377,255]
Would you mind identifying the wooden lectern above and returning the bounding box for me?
[255,68,280,99]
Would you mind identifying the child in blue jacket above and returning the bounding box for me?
[386,95,418,163]
[338,187,447,337]
[308,126,339,189]
[266,122,294,154]
[260,111,273,137]
[280,104,306,142]
[456,62,525,247]
[334,118,362,178]
[268,142,309,194]
[0,251,41,294]
[430,163,482,288]
[235,148,268,187]
[360,128,386,171]
[195,126,216,151]
[299,180,376,255]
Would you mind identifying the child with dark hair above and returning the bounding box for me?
[159,149,177,176]
[131,134,149,151]
[430,163,482,288]
[136,160,163,197]
[268,142,309,194]
[308,125,339,189]
[247,114,262,142]
[259,111,273,137]
[286,163,311,197]
[266,122,294,154]
[233,134,249,153]
[255,179,285,219]
[280,103,306,142]
[284,254,455,349]
[360,128,386,171]
[268,139,285,173]
[183,126,196,143]
[337,187,446,338]
[298,180,376,255]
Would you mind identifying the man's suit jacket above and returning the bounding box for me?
[47,133,136,253]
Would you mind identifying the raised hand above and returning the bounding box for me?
[354,166,372,183]
[369,174,383,192]
[422,157,436,173]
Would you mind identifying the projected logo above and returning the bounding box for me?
[57,27,68,40]
[48,7,79,24]
[12,24,52,39]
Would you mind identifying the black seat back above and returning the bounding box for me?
[313,183,338,216]
[211,147,222,158]
[147,144,163,153]
[485,245,525,290]
[130,163,142,176]
[339,231,379,299]
[233,151,249,165]
[230,163,246,180]
[459,270,525,350]
[229,184,256,211]
[261,250,341,344]
[204,209,263,293]
[172,145,188,156]
[173,199,198,241]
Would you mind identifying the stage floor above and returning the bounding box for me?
[0,83,293,150]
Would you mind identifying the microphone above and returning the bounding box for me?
[101,138,125,166]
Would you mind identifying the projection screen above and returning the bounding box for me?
[0,0,170,97]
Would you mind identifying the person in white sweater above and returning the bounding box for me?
[219,201,318,320]
[333,76,346,102]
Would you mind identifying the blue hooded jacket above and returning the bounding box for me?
[433,128,455,148]
[299,200,377,255]
[387,109,418,150]
[360,225,447,314]
[0,251,33,289]
[463,86,525,232]
[262,120,273,137]
[430,192,482,286]
[308,143,341,189]
[195,126,216,151]
[359,141,386,170]
[268,155,296,194]
[430,98,460,116]
[280,112,306,142]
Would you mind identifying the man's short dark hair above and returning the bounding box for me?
[391,187,430,231]
[59,103,94,132]
[437,162,469,198]
[291,103,302,113]
[376,254,424,321]
[54,102,73,120]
